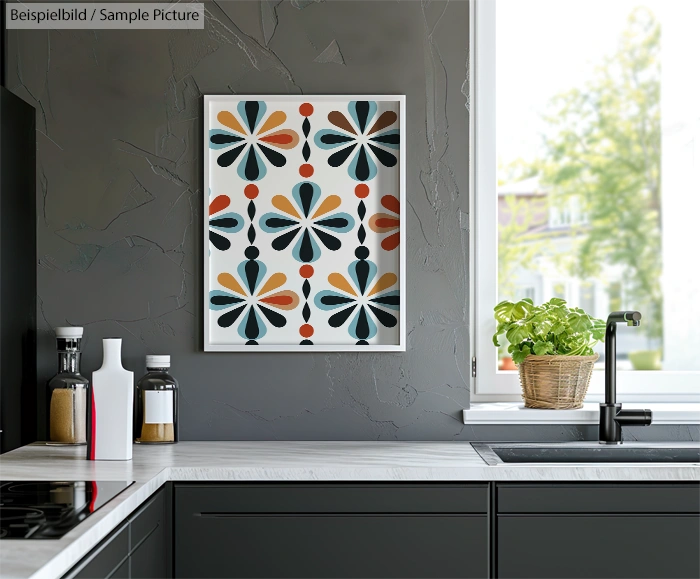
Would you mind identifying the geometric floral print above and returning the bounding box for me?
[205,96,403,350]
[314,101,400,182]
[209,101,299,182]
[259,181,355,263]
[314,256,399,342]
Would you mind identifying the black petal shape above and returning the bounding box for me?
[298,229,316,262]
[370,133,400,146]
[211,133,244,145]
[217,144,246,168]
[368,143,398,168]
[355,101,371,133]
[355,306,370,339]
[300,339,313,345]
[257,144,286,168]
[320,133,355,146]
[272,227,301,251]
[211,295,245,306]
[248,200,256,219]
[302,142,311,162]
[354,259,370,294]
[312,227,341,251]
[302,280,311,299]
[218,305,246,328]
[314,217,349,229]
[328,144,357,167]
[370,294,400,307]
[209,230,231,251]
[329,304,357,327]
[210,217,240,229]
[244,146,260,180]
[358,201,366,220]
[245,340,258,345]
[368,305,397,328]
[244,101,260,133]
[355,146,371,181]
[302,302,311,322]
[358,224,366,244]
[244,260,260,294]
[264,217,298,229]
[244,306,260,339]
[320,295,355,307]
[258,305,287,328]
[298,183,315,217]
[302,118,311,138]
[247,224,256,244]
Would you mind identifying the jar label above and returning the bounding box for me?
[144,391,174,424]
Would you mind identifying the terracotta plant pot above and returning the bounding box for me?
[500,356,517,371]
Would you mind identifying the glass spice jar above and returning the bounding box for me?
[48,327,89,445]
[134,355,178,444]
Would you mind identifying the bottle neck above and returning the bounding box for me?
[147,367,170,372]
[58,351,81,373]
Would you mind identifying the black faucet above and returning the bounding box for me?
[599,311,653,444]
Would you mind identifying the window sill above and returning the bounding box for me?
[463,403,700,425]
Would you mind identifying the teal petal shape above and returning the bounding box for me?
[314,129,356,150]
[348,101,377,134]
[314,290,355,311]
[292,228,321,263]
[259,212,298,233]
[369,129,400,150]
[237,101,267,133]
[209,290,245,311]
[348,145,377,182]
[292,181,321,217]
[209,212,244,234]
[237,145,267,182]
[209,129,245,150]
[348,259,377,296]
[313,212,355,233]
[237,306,267,341]
[237,259,267,295]
[348,305,378,340]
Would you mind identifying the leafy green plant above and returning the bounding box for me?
[493,298,605,364]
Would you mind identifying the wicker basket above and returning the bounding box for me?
[518,354,599,409]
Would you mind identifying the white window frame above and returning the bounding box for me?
[470,0,700,403]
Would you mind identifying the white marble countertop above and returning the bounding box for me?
[1,441,698,579]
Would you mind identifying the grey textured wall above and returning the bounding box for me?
[8,0,472,440]
[7,0,696,442]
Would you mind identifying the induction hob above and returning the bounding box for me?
[0,481,133,539]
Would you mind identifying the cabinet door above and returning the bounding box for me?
[497,515,700,579]
[175,484,488,579]
[130,487,170,579]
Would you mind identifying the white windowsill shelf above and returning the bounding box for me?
[463,402,700,425]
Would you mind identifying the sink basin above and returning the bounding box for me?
[471,442,700,465]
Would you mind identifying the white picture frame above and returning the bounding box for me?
[203,95,406,352]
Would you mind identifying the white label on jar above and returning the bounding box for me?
[144,391,174,424]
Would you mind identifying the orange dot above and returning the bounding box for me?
[299,324,314,338]
[299,265,314,278]
[299,164,314,178]
[299,103,314,117]
[355,184,369,198]
[244,184,259,199]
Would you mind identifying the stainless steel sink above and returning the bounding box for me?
[471,442,700,465]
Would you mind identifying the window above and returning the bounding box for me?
[472,0,700,401]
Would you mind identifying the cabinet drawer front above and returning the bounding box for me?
[497,515,700,579]
[129,486,165,550]
[176,514,487,578]
[498,483,700,513]
[175,483,488,514]
[63,522,129,579]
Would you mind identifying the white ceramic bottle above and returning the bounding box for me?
[87,338,133,461]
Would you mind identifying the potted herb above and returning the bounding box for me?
[493,297,605,409]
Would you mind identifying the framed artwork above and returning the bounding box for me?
[204,95,405,351]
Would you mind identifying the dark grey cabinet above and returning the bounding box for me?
[495,483,700,579]
[64,486,171,579]
[174,484,489,578]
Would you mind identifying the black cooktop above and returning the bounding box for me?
[0,481,133,539]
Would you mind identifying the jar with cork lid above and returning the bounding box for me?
[48,327,89,444]
[134,355,179,444]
